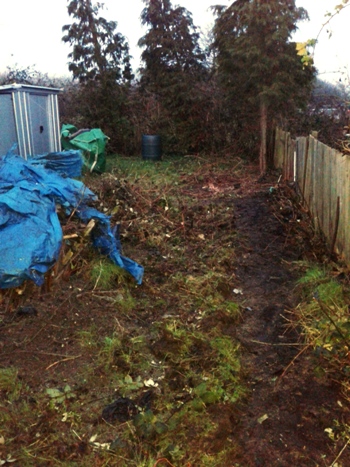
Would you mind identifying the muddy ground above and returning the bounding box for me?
[0,159,349,466]
[233,187,350,466]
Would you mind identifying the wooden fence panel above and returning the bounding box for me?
[336,154,347,256]
[287,137,295,181]
[315,141,325,235]
[274,129,349,264]
[274,127,289,171]
[312,138,324,235]
[344,157,350,260]
[330,146,338,252]
[295,137,307,199]
[322,144,331,241]
[303,136,315,209]
[310,137,318,225]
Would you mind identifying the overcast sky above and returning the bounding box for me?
[0,0,349,83]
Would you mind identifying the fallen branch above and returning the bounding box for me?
[45,355,82,371]
[329,439,350,467]
[275,343,311,387]
[249,339,304,347]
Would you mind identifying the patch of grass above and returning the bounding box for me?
[1,155,247,466]
[108,155,195,185]
[65,311,244,466]
[102,334,123,360]
[297,265,328,286]
[76,327,99,350]
[0,367,21,400]
[168,270,240,321]
[295,264,350,372]
[90,257,130,290]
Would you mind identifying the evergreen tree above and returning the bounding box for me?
[213,0,315,172]
[62,0,132,83]
[139,0,205,89]
[61,1,134,154]
[138,0,207,153]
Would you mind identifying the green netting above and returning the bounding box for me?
[61,124,108,173]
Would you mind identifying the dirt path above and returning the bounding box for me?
[231,185,350,466]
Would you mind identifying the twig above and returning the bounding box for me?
[153,459,175,467]
[153,459,179,467]
[19,323,47,346]
[1,350,81,358]
[45,355,82,371]
[275,343,311,386]
[313,294,350,347]
[329,439,350,467]
[54,245,85,282]
[92,260,103,291]
[15,295,72,346]
[4,288,15,313]
[249,339,304,347]
[263,235,280,251]
[314,4,350,55]
[76,290,116,298]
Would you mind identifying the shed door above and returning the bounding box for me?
[28,94,51,155]
[0,94,18,156]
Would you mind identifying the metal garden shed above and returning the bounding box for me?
[0,83,61,158]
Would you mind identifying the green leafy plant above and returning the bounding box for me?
[46,384,76,408]
[116,375,144,397]
[295,264,350,371]
[133,410,168,440]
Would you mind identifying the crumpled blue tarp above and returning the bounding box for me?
[0,151,143,288]
[28,149,83,178]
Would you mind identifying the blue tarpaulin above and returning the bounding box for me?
[0,150,143,288]
[28,149,84,178]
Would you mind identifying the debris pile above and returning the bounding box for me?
[0,150,143,289]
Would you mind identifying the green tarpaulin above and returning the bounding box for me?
[61,124,108,173]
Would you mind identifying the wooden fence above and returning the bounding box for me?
[274,127,350,263]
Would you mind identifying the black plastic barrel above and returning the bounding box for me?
[142,135,162,161]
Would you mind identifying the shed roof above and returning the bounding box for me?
[0,83,61,94]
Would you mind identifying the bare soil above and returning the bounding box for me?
[232,186,350,466]
[0,159,349,466]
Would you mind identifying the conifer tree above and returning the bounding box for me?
[61,1,134,154]
[138,0,207,153]
[213,0,315,172]
[62,0,132,83]
[139,0,205,89]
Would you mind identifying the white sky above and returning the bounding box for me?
[294,0,350,83]
[0,0,349,83]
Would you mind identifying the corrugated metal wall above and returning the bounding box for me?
[0,85,61,158]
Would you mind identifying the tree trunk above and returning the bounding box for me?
[259,99,268,174]
[86,0,105,75]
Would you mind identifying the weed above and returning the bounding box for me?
[297,265,328,286]
[46,384,76,408]
[1,155,248,466]
[295,264,350,375]
[77,327,99,350]
[114,290,136,314]
[90,257,129,290]
[101,334,123,366]
[0,367,21,400]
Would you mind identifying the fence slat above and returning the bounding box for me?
[275,128,349,264]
